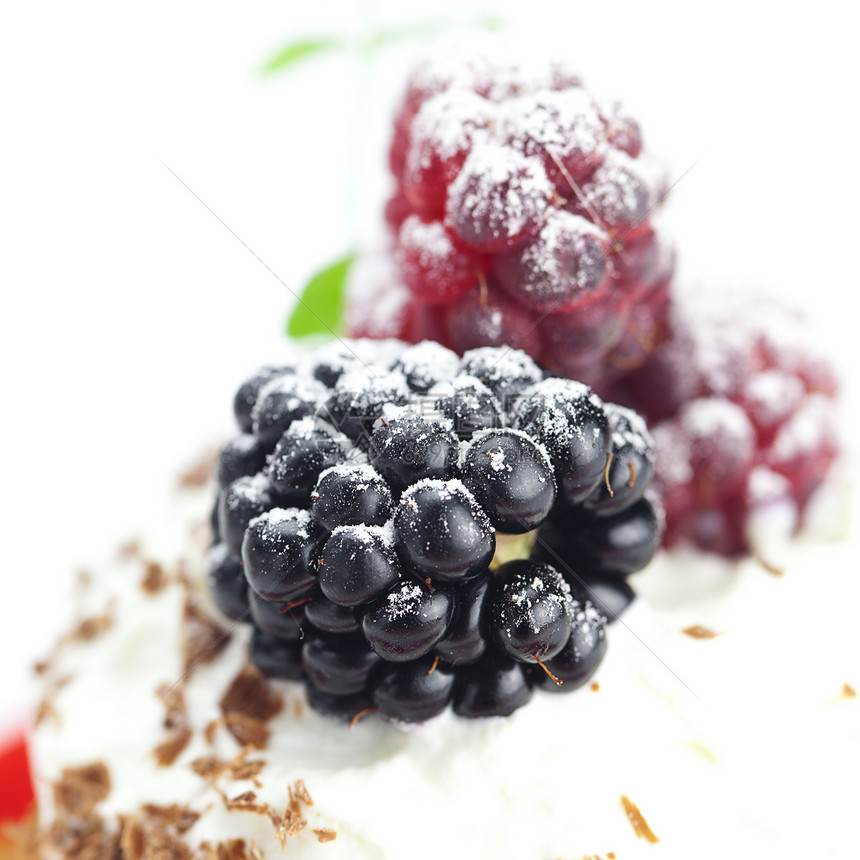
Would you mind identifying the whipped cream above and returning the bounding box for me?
[31,472,860,860]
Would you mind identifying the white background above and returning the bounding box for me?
[2,0,858,730]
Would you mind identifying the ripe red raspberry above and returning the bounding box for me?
[611,287,840,556]
[352,36,675,389]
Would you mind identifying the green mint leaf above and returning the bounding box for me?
[261,37,346,75]
[287,252,355,340]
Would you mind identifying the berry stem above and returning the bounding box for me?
[534,654,564,687]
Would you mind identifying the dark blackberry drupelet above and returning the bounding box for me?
[249,629,304,681]
[372,655,456,723]
[394,479,495,581]
[369,413,459,494]
[206,544,248,622]
[241,508,320,603]
[233,365,294,434]
[462,429,556,533]
[491,560,573,664]
[312,464,393,530]
[362,580,454,662]
[209,340,660,723]
[319,525,402,607]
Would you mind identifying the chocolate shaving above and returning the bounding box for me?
[223,713,269,750]
[60,611,114,647]
[53,763,111,818]
[154,725,192,767]
[313,828,338,843]
[183,594,230,676]
[139,804,200,835]
[219,665,284,722]
[141,561,169,595]
[189,749,266,787]
[682,625,722,640]
[272,781,314,849]
[620,795,659,843]
[154,684,192,766]
[177,447,219,489]
[118,539,143,560]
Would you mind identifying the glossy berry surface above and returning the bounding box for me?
[362,580,453,662]
[248,588,304,640]
[394,479,495,580]
[512,378,611,504]
[372,655,456,723]
[434,570,491,665]
[462,429,556,533]
[249,629,304,681]
[453,651,533,718]
[211,340,660,722]
[538,600,607,690]
[491,560,573,663]
[302,632,381,695]
[369,413,459,493]
[205,544,249,622]
[312,464,393,531]
[241,508,319,603]
[319,525,401,607]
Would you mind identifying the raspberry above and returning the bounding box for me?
[210,341,661,723]
[349,37,675,388]
[612,288,840,556]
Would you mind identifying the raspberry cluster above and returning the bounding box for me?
[347,41,842,559]
[208,340,661,722]
[350,37,674,388]
[610,289,840,555]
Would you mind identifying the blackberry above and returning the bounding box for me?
[582,404,655,516]
[302,632,380,696]
[434,570,491,665]
[453,651,533,718]
[319,525,401,607]
[248,588,304,640]
[209,340,660,723]
[206,544,248,622]
[362,580,454,662]
[304,591,362,635]
[512,378,610,505]
[233,365,293,433]
[431,376,504,440]
[320,369,410,442]
[391,340,460,393]
[218,474,277,554]
[369,413,459,494]
[253,374,328,446]
[372,655,456,723]
[461,429,556,533]
[459,347,543,408]
[491,560,573,664]
[241,508,320,603]
[249,629,304,681]
[537,600,607,691]
[267,418,348,504]
[311,464,393,531]
[216,434,270,490]
[393,479,495,581]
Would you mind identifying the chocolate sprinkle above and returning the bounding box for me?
[682,625,722,640]
[620,795,659,843]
